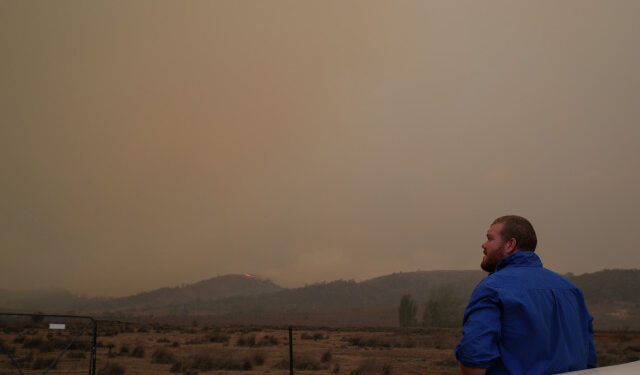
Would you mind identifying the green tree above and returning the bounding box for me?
[398,294,418,327]
[422,285,463,328]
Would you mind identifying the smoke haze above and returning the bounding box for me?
[1,1,639,296]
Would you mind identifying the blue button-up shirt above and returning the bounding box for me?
[455,251,597,375]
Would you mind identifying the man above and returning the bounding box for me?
[455,215,597,375]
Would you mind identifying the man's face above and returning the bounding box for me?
[481,223,511,272]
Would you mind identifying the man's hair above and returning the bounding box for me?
[492,215,537,252]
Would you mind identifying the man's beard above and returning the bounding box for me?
[481,256,497,273]
[481,248,506,273]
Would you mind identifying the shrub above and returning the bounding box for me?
[295,355,328,371]
[321,350,332,362]
[251,351,265,366]
[185,354,214,371]
[349,359,391,375]
[18,351,33,365]
[152,348,177,364]
[32,357,56,370]
[118,344,129,355]
[624,345,640,353]
[31,314,44,323]
[23,336,43,349]
[37,338,57,352]
[345,335,391,348]
[616,333,633,343]
[209,332,230,343]
[13,335,25,344]
[101,329,118,337]
[236,334,278,347]
[236,334,256,347]
[433,357,458,367]
[344,334,416,349]
[301,331,326,340]
[69,339,91,351]
[2,345,15,355]
[185,336,207,345]
[157,337,171,343]
[106,343,116,358]
[131,345,145,358]
[3,326,21,334]
[98,362,125,375]
[626,353,640,362]
[169,361,182,373]
[257,335,279,346]
[597,353,618,367]
[175,351,254,372]
[274,355,328,371]
[273,359,289,370]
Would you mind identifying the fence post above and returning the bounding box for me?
[90,318,97,375]
[289,326,293,375]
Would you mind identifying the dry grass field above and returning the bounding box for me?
[2,320,639,375]
[91,323,462,375]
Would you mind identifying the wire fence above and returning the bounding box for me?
[0,313,97,375]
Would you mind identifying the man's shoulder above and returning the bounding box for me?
[485,265,582,292]
[538,267,582,290]
[471,274,501,296]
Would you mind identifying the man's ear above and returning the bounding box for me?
[506,238,517,254]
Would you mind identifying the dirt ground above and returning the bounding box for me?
[2,321,639,375]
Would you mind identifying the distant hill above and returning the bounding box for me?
[1,269,638,329]
[81,274,284,312]
[567,269,640,305]
[0,275,283,314]
[188,270,485,316]
[0,288,86,313]
[567,269,640,330]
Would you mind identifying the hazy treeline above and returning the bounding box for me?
[399,285,463,328]
[1,269,638,330]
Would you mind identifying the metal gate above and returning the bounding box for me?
[0,313,97,375]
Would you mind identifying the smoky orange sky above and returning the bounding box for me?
[2,1,639,297]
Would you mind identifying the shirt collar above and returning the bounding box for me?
[495,251,543,272]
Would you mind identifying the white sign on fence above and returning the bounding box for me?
[49,323,66,330]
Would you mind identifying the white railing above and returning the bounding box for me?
[558,361,640,374]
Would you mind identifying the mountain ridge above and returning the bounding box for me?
[1,269,638,329]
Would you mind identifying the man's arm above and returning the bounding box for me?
[587,313,597,368]
[460,363,486,375]
[454,282,501,371]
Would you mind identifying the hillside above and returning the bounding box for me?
[83,274,283,311]
[182,270,484,316]
[0,288,86,313]
[0,275,283,314]
[567,269,640,304]
[1,269,638,329]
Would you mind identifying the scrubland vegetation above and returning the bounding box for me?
[2,320,638,375]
